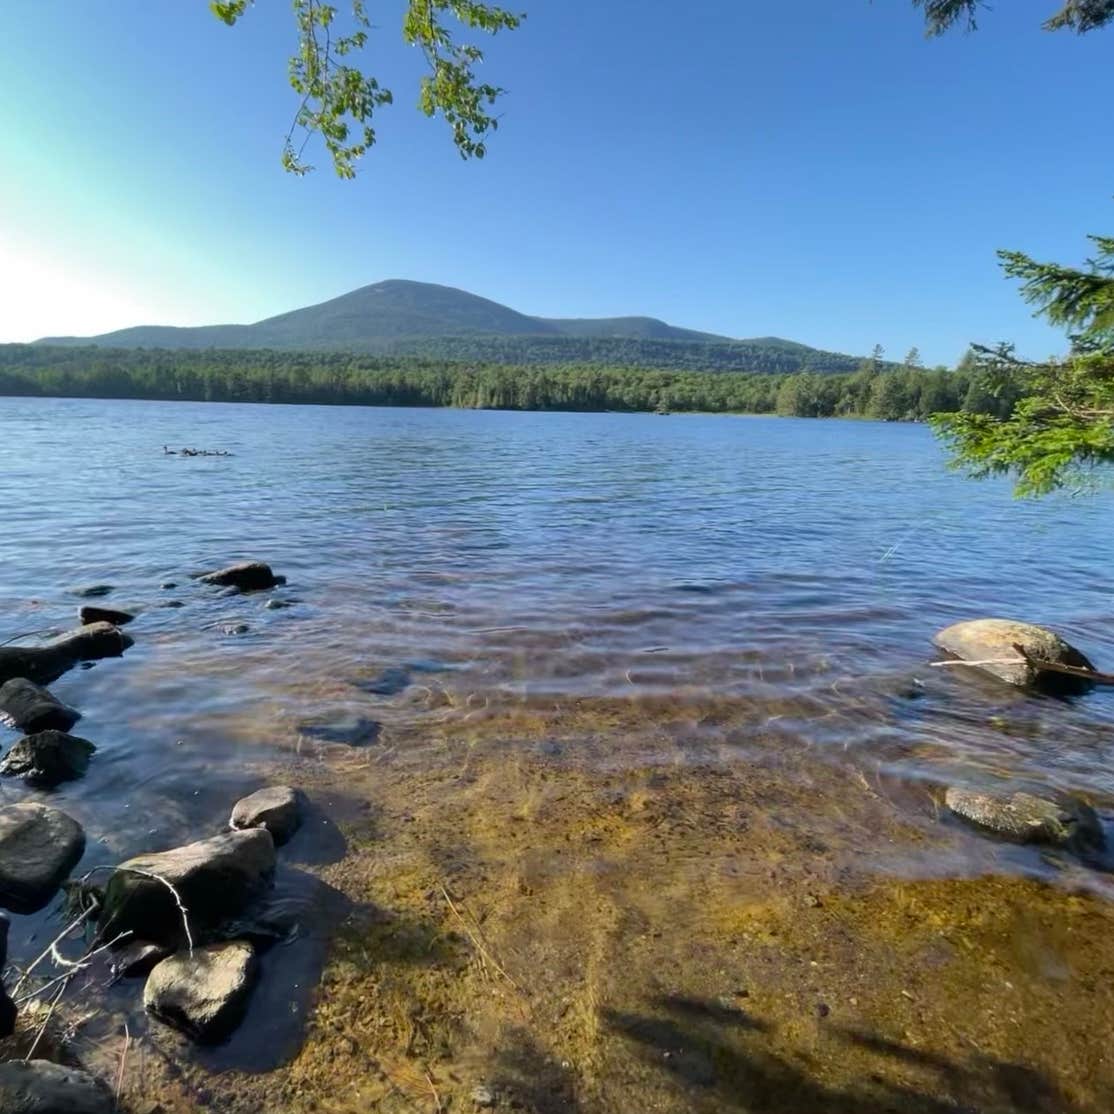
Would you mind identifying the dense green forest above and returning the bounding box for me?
[0,344,1011,421]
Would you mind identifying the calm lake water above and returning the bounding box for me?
[1,397,1113,1103]
[2,397,1111,800]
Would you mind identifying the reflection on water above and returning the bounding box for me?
[0,397,1112,1109]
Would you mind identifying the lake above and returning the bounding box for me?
[2,396,1113,1112]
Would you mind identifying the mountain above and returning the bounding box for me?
[34,279,864,373]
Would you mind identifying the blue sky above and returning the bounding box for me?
[1,1,1110,364]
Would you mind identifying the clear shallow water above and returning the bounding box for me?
[1,396,1113,886]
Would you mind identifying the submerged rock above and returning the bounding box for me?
[219,622,250,636]
[0,914,16,1038]
[144,940,258,1043]
[159,599,185,609]
[199,561,284,592]
[230,786,303,845]
[0,802,86,914]
[98,828,275,946]
[0,730,96,786]
[945,787,1105,851]
[0,679,79,733]
[160,581,178,590]
[299,714,381,747]
[0,622,133,687]
[0,1060,113,1114]
[356,666,412,696]
[78,605,134,627]
[933,619,1095,691]
[110,939,173,979]
[71,584,114,599]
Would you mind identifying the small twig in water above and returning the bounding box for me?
[439,885,524,996]
[114,1022,131,1110]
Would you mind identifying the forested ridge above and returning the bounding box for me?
[0,344,1008,421]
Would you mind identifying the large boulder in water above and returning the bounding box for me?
[0,1060,113,1114]
[0,679,79,733]
[199,561,284,592]
[0,622,133,687]
[144,940,258,1043]
[0,803,86,914]
[230,786,303,846]
[933,619,1095,690]
[98,828,275,947]
[945,787,1105,852]
[0,730,96,786]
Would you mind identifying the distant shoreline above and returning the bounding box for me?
[0,344,987,422]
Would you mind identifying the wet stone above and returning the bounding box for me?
[144,940,258,1043]
[0,802,86,914]
[110,939,173,979]
[0,1060,113,1114]
[945,787,1105,852]
[98,828,275,946]
[0,679,80,734]
[0,730,96,786]
[78,605,134,626]
[71,584,114,598]
[159,600,185,609]
[356,666,412,696]
[230,786,303,846]
[160,581,178,589]
[933,619,1095,691]
[199,561,284,592]
[299,715,381,747]
[220,623,250,636]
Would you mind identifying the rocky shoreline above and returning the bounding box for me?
[0,571,1110,1112]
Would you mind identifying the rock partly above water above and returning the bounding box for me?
[933,618,1095,690]
[78,605,134,627]
[0,679,79,733]
[199,561,285,592]
[0,1060,113,1114]
[144,940,258,1043]
[945,787,1106,851]
[230,786,303,846]
[0,730,96,786]
[98,828,275,946]
[0,803,86,914]
[0,622,133,687]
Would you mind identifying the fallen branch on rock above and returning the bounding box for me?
[930,646,1114,686]
[1011,642,1114,686]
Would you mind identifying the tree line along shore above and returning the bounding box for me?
[0,345,1009,422]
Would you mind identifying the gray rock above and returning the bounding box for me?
[0,679,79,734]
[230,786,303,845]
[0,1060,113,1114]
[945,787,1106,851]
[0,803,86,914]
[0,731,96,786]
[263,598,290,610]
[0,623,133,687]
[0,914,16,1037]
[220,622,250,636]
[98,828,275,947]
[78,605,134,627]
[71,584,114,598]
[144,941,258,1043]
[933,619,1095,690]
[110,939,173,979]
[159,600,185,609]
[160,581,178,589]
[199,561,284,592]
